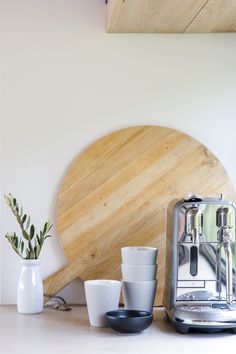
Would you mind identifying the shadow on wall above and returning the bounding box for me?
[57,278,86,305]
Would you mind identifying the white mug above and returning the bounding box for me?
[84,280,121,327]
[121,263,157,281]
[122,279,157,314]
[121,247,158,265]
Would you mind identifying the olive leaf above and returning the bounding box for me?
[30,225,35,240]
[26,216,30,230]
[21,241,24,254]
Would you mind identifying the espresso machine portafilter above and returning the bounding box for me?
[163,195,236,334]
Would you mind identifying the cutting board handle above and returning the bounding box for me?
[43,263,78,303]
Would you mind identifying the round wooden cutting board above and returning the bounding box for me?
[44,126,236,305]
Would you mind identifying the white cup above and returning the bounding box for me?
[122,280,157,314]
[84,280,121,327]
[121,247,158,265]
[121,263,157,281]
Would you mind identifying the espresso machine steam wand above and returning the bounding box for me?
[216,207,233,304]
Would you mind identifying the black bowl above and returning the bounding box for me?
[105,310,153,334]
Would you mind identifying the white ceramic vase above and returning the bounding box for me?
[17,259,43,314]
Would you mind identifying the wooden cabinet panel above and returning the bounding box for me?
[107,0,236,33]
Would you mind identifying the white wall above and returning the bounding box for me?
[1,0,236,304]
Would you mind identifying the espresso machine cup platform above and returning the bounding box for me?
[163,194,236,334]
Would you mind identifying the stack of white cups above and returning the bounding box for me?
[121,247,158,314]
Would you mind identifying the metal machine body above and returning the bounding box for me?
[163,195,236,334]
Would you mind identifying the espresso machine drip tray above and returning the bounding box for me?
[174,302,236,319]
[170,302,236,334]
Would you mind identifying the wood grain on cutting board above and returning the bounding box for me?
[44,126,236,305]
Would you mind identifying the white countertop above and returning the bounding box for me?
[0,306,235,354]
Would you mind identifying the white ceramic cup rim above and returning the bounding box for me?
[85,279,121,286]
[121,247,158,252]
[121,263,157,268]
[121,279,157,284]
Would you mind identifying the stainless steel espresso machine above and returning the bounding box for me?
[163,194,236,334]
